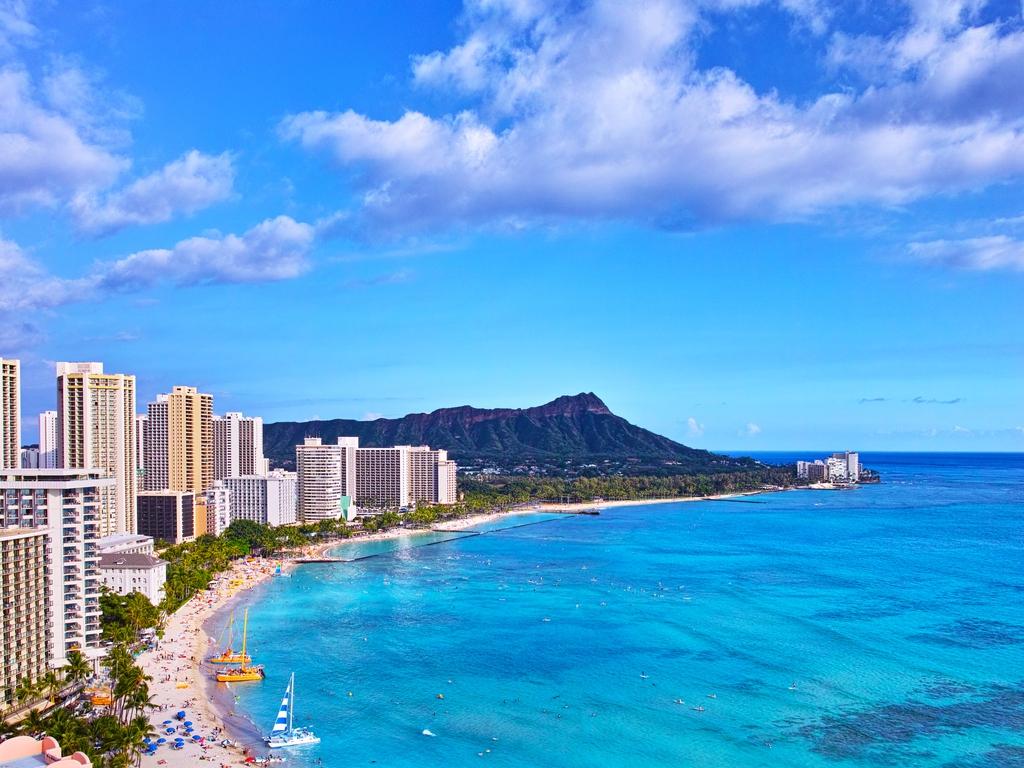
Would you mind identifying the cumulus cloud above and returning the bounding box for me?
[0,236,87,311]
[908,235,1024,271]
[0,235,88,350]
[0,216,315,337]
[0,0,35,57]
[280,0,1024,236]
[686,416,705,437]
[743,422,762,436]
[91,216,315,290]
[0,67,126,213]
[70,150,235,236]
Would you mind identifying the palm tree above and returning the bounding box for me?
[41,671,61,705]
[20,707,46,736]
[124,716,157,768]
[14,676,39,707]
[63,650,92,686]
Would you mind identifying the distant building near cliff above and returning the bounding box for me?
[220,470,297,527]
[296,437,357,522]
[296,436,458,520]
[798,452,859,483]
[213,411,268,480]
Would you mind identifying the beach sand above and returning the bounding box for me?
[137,489,771,764]
[138,557,277,767]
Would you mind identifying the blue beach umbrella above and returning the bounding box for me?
[192,735,202,741]
[176,710,186,720]
[156,738,166,744]
[165,728,174,734]
[184,721,193,727]
[162,720,172,725]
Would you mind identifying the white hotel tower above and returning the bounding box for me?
[296,437,457,521]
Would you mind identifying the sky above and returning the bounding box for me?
[1,0,1022,452]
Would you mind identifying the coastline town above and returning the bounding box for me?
[0,357,848,766]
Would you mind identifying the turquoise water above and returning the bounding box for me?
[224,454,1024,767]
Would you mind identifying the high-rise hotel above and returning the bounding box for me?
[143,386,214,537]
[0,358,19,470]
[296,437,357,522]
[296,437,457,522]
[213,411,267,480]
[56,363,137,536]
[0,464,109,708]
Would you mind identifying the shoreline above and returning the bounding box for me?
[137,557,278,767]
[139,487,784,765]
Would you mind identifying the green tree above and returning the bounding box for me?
[63,650,92,685]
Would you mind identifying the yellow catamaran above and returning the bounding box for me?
[209,612,252,665]
[215,608,265,682]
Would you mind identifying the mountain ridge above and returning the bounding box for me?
[263,393,757,475]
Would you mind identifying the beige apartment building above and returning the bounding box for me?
[57,363,137,536]
[408,447,458,506]
[0,358,20,470]
[144,387,213,532]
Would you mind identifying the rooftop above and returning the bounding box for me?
[98,553,166,570]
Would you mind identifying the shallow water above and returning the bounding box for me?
[222,453,1024,767]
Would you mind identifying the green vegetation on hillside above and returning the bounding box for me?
[262,392,763,475]
[460,466,798,507]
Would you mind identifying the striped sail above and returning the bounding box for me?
[272,676,292,734]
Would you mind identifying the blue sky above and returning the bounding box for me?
[1,0,1022,451]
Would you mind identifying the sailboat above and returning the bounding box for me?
[209,613,252,665]
[215,608,265,682]
[265,673,320,748]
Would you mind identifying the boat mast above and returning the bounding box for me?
[240,608,248,661]
[289,672,294,733]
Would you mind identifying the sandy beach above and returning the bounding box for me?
[136,489,773,765]
[138,557,278,767]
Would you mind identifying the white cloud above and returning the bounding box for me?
[743,422,762,436]
[0,0,35,57]
[0,67,126,213]
[908,235,1024,271]
[71,150,235,236]
[91,216,315,290]
[686,416,705,437]
[0,235,86,312]
[0,235,88,350]
[281,0,1024,236]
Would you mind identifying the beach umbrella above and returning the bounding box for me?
[184,721,193,727]
[176,710,186,719]
[156,738,166,744]
[165,728,175,734]
[162,720,172,725]
[192,735,202,741]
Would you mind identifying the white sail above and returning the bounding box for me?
[271,675,292,734]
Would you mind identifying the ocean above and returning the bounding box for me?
[218,452,1024,767]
